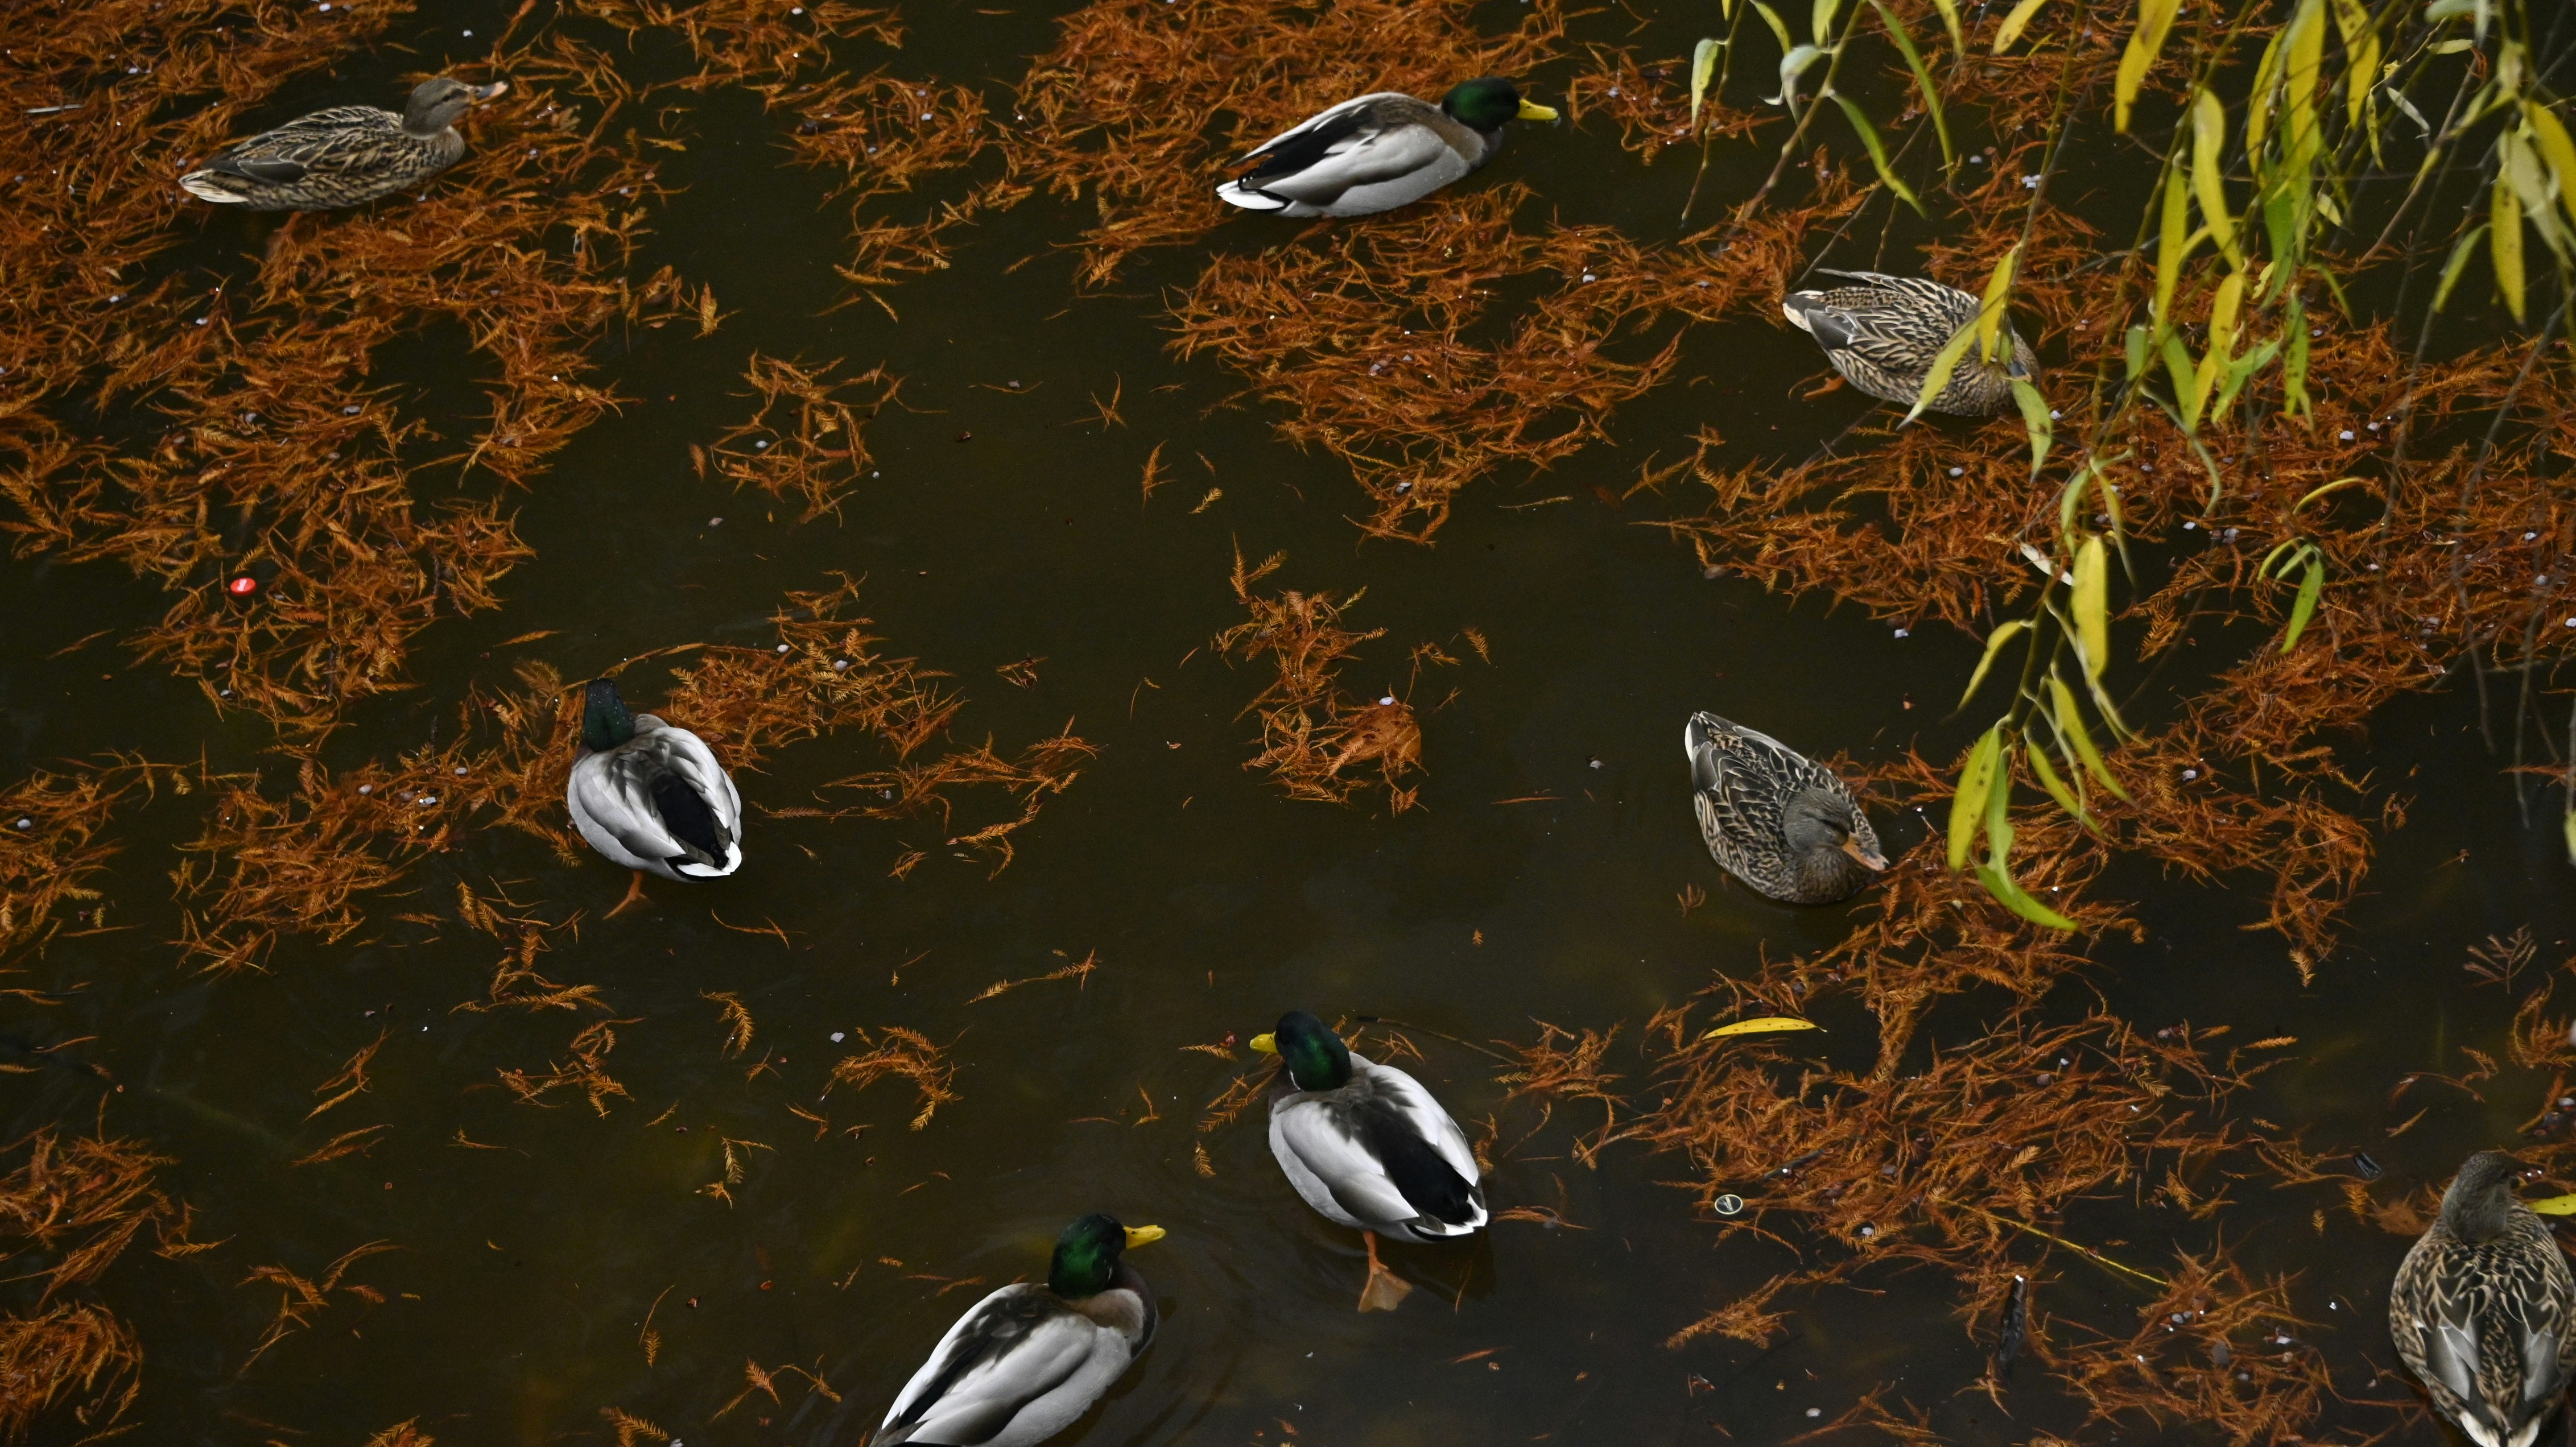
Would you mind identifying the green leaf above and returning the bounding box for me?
[2493,175,2528,323]
[2125,323,2149,379]
[2071,535,2110,683]
[1830,93,1925,214]
[2564,808,2576,866]
[2212,336,2282,421]
[1689,39,1722,133]
[2524,101,2576,234]
[1959,618,2034,709]
[2433,222,2492,315]
[1770,43,1826,115]
[1976,245,2020,362]
[2191,89,2240,267]
[1974,861,2079,930]
[1811,0,1845,43]
[2282,292,2312,419]
[1702,1016,1823,1039]
[2529,1193,2576,1216]
[1948,726,2003,871]
[2011,378,2053,475]
[2026,739,2100,834]
[2154,153,2193,324]
[2283,550,2325,651]
[1926,0,1964,56]
[2050,672,2131,800]
[2331,0,2380,130]
[1992,0,2048,54]
[1749,1,1795,52]
[1869,0,1954,166]
[2116,0,2182,133]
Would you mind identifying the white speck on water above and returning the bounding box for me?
[831,1032,845,1043]
[2183,520,2197,530]
[708,517,723,527]
[2182,768,2199,780]
[1948,466,1963,477]
[2021,174,2041,188]
[1581,272,1596,282]
[775,643,791,654]
[358,785,372,795]
[13,818,30,830]
[1378,696,1395,705]
[2339,429,2355,441]
[1894,627,1910,638]
[2049,409,2061,419]
[1806,1408,1822,1419]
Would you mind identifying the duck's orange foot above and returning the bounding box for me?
[1357,1230,1413,1313]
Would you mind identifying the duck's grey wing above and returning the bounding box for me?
[1223,94,1457,210]
[1686,712,1790,873]
[211,107,401,178]
[880,1286,1097,1445]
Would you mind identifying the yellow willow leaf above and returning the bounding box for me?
[1976,861,2079,930]
[2115,0,2182,133]
[2332,0,2379,130]
[2191,269,2246,419]
[1690,39,1722,132]
[2191,89,2240,266]
[2155,152,2191,324]
[2049,673,2130,801]
[2529,1194,2576,1216]
[2282,549,2325,652]
[1992,0,2048,53]
[1905,313,1981,424]
[2284,0,2327,168]
[1948,726,2003,871]
[2071,535,2110,683]
[2523,101,2576,234]
[1927,0,1964,55]
[2493,175,2528,323]
[2025,739,2100,834]
[1702,1016,1823,1039]
[1977,245,2020,362]
[2243,26,2286,160]
[1959,618,2034,709]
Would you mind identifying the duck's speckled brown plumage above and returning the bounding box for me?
[1685,712,1886,906]
[180,77,506,212]
[2390,1151,2576,1447]
[1782,269,2038,416]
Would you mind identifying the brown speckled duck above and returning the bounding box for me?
[1685,711,1886,905]
[180,76,507,212]
[2391,1151,2576,1447]
[1781,270,2037,416]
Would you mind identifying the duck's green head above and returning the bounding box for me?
[402,76,510,137]
[1441,77,1559,132]
[1048,1213,1164,1299]
[1249,1010,1352,1092]
[2439,1150,2525,1243]
[579,678,637,753]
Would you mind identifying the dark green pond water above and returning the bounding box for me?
[5,2,2572,1444]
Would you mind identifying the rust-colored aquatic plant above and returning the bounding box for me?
[823,1026,959,1131]
[1213,547,1426,811]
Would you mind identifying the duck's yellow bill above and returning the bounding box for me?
[1249,1033,1278,1055]
[1517,100,1560,122]
[1124,1225,1167,1247]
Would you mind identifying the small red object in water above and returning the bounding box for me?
[228,576,257,596]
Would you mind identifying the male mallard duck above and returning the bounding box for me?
[1780,270,2037,416]
[565,678,741,916]
[1685,712,1886,906]
[1252,1011,1486,1312]
[2391,1151,2576,1447]
[179,76,507,211]
[1215,77,1558,218]
[876,1214,1164,1447]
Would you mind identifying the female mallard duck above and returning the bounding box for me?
[565,678,741,916]
[179,76,507,211]
[1781,269,2037,416]
[1215,77,1558,218]
[1252,1011,1485,1312]
[1685,712,1886,906]
[876,1214,1165,1447]
[2391,1151,2576,1447]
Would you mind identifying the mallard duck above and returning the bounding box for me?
[564,678,741,916]
[876,1215,1164,1447]
[1215,77,1558,218]
[179,76,507,211]
[1252,1011,1486,1312]
[1685,712,1886,906]
[1780,270,2037,416]
[2391,1151,2576,1447]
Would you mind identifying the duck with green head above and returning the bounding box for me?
[874,1214,1166,1447]
[564,677,742,916]
[1216,77,1558,218]
[2390,1150,2576,1447]
[179,76,510,212]
[1253,1011,1486,1312]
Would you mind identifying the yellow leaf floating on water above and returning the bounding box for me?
[2526,1194,2576,1216]
[1702,1016,1823,1039]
